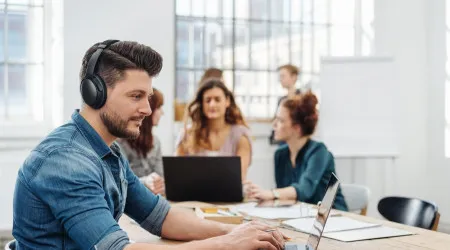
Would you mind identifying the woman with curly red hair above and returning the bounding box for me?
[246,91,348,211]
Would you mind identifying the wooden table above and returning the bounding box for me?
[119,201,450,249]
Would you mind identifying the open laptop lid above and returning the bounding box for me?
[305,172,341,250]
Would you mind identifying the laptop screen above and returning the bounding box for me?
[305,173,340,249]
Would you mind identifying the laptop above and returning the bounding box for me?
[162,156,243,202]
[285,173,341,250]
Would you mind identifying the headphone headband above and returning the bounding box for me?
[86,39,120,77]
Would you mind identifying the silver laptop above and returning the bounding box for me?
[285,173,341,250]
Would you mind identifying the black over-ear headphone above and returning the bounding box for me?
[80,40,120,109]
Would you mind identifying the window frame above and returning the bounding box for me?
[0,0,62,145]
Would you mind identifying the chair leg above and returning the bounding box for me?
[360,207,368,216]
[432,212,440,231]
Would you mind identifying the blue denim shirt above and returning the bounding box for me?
[13,110,171,250]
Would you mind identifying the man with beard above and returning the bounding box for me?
[12,40,285,250]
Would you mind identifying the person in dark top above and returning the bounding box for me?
[247,91,348,211]
[269,64,302,145]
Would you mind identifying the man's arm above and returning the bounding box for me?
[161,207,233,241]
[123,159,233,241]
[30,149,131,250]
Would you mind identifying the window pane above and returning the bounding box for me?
[234,70,251,96]
[191,0,205,17]
[253,71,269,95]
[291,0,302,22]
[222,69,233,91]
[248,96,269,118]
[176,70,195,102]
[1,6,43,62]
[205,0,220,18]
[223,0,233,19]
[176,20,190,67]
[234,21,250,69]
[290,24,302,67]
[302,0,313,23]
[194,70,205,87]
[270,0,289,21]
[250,0,268,20]
[235,95,248,117]
[205,21,223,68]
[28,63,44,121]
[222,21,233,69]
[269,23,290,69]
[301,25,313,72]
[193,21,205,67]
[4,64,27,116]
[313,25,329,72]
[269,72,285,96]
[330,26,355,56]
[314,0,329,24]
[250,21,268,70]
[176,0,191,16]
[235,0,249,19]
[331,0,355,26]
[269,96,279,118]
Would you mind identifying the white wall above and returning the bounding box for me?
[63,0,175,154]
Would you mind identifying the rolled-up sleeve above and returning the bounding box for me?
[123,160,170,236]
[95,230,130,250]
[30,149,130,250]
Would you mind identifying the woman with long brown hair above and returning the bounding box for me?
[119,88,165,194]
[176,78,252,181]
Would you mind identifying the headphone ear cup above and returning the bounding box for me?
[80,76,107,109]
[91,75,107,109]
[80,78,99,108]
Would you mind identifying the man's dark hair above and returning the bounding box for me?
[79,40,163,88]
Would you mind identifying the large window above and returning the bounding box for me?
[0,0,62,138]
[175,0,374,119]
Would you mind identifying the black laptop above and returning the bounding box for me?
[162,156,243,202]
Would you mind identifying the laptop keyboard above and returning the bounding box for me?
[285,245,298,250]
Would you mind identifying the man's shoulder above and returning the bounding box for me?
[20,122,100,182]
[34,122,91,154]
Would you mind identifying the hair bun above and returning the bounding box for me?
[300,91,318,109]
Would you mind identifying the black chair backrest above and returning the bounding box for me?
[5,240,15,250]
[378,196,438,230]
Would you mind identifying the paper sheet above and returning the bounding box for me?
[324,226,414,242]
[282,217,380,233]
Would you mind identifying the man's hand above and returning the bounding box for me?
[218,221,285,250]
[144,173,165,195]
[244,181,274,201]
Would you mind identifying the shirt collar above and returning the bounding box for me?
[71,109,113,159]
